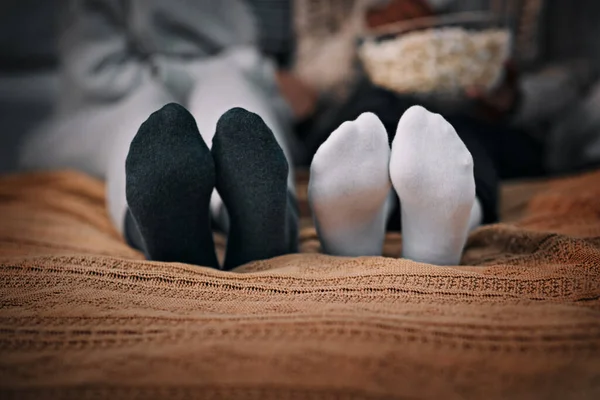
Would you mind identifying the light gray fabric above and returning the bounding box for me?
[19,0,296,234]
[56,0,257,113]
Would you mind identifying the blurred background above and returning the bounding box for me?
[0,0,59,173]
[1,0,600,177]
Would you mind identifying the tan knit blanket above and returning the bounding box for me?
[1,170,599,399]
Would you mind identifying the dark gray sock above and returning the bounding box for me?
[125,103,219,268]
[212,107,298,270]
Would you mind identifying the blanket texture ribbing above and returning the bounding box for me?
[1,170,599,399]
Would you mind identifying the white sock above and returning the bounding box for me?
[469,197,484,232]
[309,112,392,256]
[390,106,476,265]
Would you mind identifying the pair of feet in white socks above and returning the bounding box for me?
[308,105,483,265]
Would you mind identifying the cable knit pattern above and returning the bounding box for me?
[1,170,600,399]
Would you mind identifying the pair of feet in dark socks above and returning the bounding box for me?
[124,104,298,270]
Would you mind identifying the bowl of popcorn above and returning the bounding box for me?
[359,12,512,110]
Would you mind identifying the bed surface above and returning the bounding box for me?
[1,169,599,399]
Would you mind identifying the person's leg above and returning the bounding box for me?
[124,103,219,268]
[304,80,499,237]
[390,106,478,265]
[308,113,392,256]
[19,78,221,265]
[185,48,299,228]
[308,106,499,262]
[184,48,299,268]
[385,126,496,234]
[77,82,218,267]
[18,77,175,237]
[444,116,500,227]
[211,108,297,269]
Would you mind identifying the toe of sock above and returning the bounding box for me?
[147,103,196,131]
[214,107,266,139]
[212,107,287,173]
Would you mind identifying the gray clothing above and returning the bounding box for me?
[56,0,256,112]
[19,0,296,234]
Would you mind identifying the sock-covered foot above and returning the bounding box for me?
[390,106,475,265]
[125,103,218,268]
[309,112,391,256]
[212,107,298,270]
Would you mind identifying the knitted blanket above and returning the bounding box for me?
[1,170,599,399]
